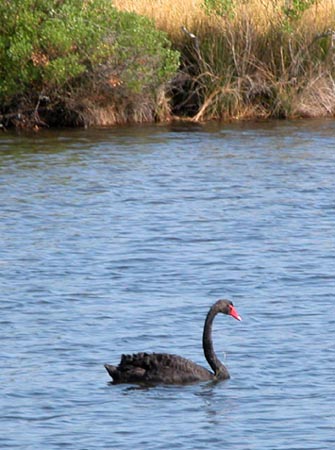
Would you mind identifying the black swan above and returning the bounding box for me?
[104,299,241,385]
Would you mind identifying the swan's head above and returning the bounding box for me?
[217,299,242,321]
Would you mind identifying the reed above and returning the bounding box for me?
[113,0,335,120]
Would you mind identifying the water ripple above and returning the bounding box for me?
[0,120,334,449]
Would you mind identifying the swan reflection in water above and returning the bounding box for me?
[105,299,241,385]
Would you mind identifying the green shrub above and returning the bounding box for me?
[203,0,236,18]
[283,0,318,22]
[0,0,180,126]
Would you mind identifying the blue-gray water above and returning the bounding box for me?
[1,120,334,449]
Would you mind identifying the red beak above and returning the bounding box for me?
[229,305,242,321]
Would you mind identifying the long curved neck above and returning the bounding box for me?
[202,306,229,379]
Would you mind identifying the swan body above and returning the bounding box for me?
[104,299,241,385]
[105,352,213,385]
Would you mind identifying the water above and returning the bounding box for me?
[1,120,334,449]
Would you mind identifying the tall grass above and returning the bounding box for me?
[113,0,335,120]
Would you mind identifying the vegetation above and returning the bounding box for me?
[114,0,335,121]
[0,0,180,127]
[1,0,335,128]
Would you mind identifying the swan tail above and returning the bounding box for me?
[104,364,120,382]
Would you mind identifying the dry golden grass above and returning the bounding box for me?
[112,0,206,37]
[113,0,335,36]
[111,0,335,121]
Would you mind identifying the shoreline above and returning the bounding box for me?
[1,0,335,130]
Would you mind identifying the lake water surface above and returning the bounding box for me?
[1,120,334,449]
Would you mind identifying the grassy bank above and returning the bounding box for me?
[115,0,335,120]
[1,0,335,128]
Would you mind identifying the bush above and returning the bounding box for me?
[203,0,236,18]
[0,0,180,127]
